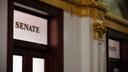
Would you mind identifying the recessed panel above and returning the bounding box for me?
[13,10,48,45]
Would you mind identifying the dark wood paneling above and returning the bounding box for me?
[7,0,64,72]
[7,0,14,72]
[107,28,128,72]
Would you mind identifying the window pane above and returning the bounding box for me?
[33,58,44,72]
[13,55,23,72]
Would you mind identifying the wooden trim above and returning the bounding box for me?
[14,6,49,19]
[14,39,48,51]
[7,0,14,72]
[105,19,128,34]
[107,28,128,40]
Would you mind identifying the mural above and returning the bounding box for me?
[103,0,128,20]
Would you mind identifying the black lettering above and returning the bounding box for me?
[31,26,36,32]
[24,24,29,30]
[29,26,33,32]
[36,27,40,33]
[15,21,20,28]
[15,21,40,33]
[20,22,24,29]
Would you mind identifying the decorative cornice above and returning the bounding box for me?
[39,0,107,18]
[105,13,128,34]
[39,0,107,40]
[64,0,107,12]
[39,0,128,37]
[64,0,93,5]
[106,13,128,26]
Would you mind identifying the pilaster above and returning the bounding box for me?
[39,0,107,72]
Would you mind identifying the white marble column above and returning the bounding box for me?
[64,12,106,72]
[80,17,93,72]
[64,12,81,72]
[80,17,106,72]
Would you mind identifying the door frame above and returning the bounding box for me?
[7,0,64,72]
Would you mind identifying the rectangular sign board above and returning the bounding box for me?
[109,39,120,59]
[13,10,47,45]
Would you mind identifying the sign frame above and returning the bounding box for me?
[13,5,50,50]
[13,9,48,45]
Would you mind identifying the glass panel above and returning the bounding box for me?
[109,39,120,59]
[13,55,23,72]
[13,10,48,45]
[33,57,44,72]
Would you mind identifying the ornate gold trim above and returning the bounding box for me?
[39,0,128,38]
[39,0,107,18]
[106,13,128,26]
[105,13,128,34]
[93,19,106,40]
[39,0,107,40]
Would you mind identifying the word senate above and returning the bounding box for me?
[15,21,40,33]
[109,46,116,52]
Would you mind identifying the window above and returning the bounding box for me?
[13,55,23,72]
[33,58,45,72]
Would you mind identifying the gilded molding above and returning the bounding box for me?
[105,13,128,34]
[39,0,107,40]
[93,19,106,40]
[39,0,107,18]
[39,0,128,38]
[106,13,128,26]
